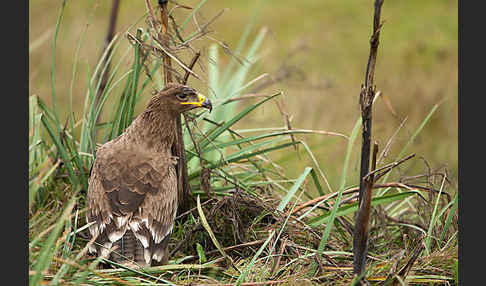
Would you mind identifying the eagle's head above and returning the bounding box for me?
[153,83,212,114]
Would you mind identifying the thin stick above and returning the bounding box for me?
[353,142,378,278]
[367,153,415,182]
[377,117,407,164]
[144,0,158,28]
[357,0,384,208]
[314,251,324,276]
[183,51,201,84]
[174,198,214,220]
[163,0,192,214]
[354,0,384,280]
[381,237,425,286]
[158,0,172,84]
[270,237,287,275]
[290,181,438,216]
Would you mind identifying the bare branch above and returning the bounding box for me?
[353,1,385,279]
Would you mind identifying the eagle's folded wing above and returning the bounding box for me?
[86,144,178,263]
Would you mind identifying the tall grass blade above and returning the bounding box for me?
[30,199,75,286]
[439,194,458,244]
[194,92,281,156]
[196,195,238,272]
[398,103,440,159]
[49,0,68,127]
[277,167,312,211]
[177,0,209,37]
[39,115,79,187]
[317,117,361,254]
[68,5,94,142]
[190,141,299,180]
[425,175,447,254]
[235,230,275,286]
[29,160,60,211]
[219,1,265,87]
[200,129,346,155]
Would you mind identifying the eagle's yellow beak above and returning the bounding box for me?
[180,93,212,112]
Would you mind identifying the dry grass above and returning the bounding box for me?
[29,0,458,182]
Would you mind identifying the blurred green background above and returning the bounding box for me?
[29,0,457,188]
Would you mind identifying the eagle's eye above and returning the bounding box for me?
[176,94,188,101]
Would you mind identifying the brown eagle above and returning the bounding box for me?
[86,83,212,267]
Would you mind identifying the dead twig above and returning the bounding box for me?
[381,237,425,286]
[377,116,407,165]
[354,142,379,278]
[367,153,415,180]
[290,181,439,216]
[353,0,385,280]
[271,237,288,275]
[183,51,201,84]
[275,94,298,152]
[314,251,325,276]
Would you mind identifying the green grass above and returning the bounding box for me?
[29,0,457,285]
[29,0,458,180]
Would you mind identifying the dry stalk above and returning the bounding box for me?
[290,179,440,216]
[353,0,385,280]
[270,237,288,275]
[380,236,425,286]
[354,142,379,278]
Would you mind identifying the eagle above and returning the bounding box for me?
[86,83,212,267]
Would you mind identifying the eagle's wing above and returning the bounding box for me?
[86,142,178,264]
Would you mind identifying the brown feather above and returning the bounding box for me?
[86,83,211,267]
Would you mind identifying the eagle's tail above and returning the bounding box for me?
[110,230,147,267]
[109,230,171,267]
